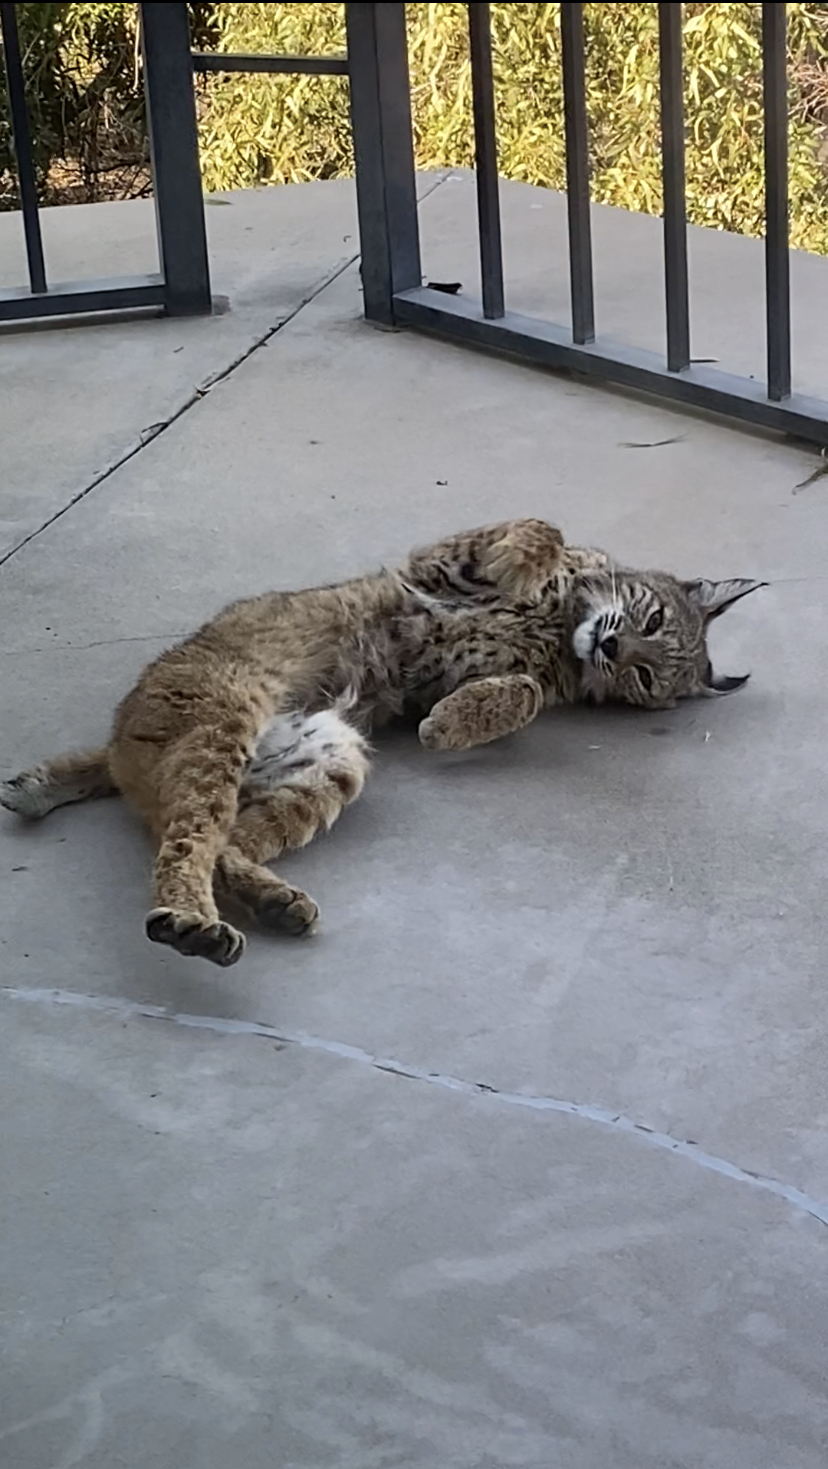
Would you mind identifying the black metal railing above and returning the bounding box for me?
[0,1,351,323]
[0,2,211,321]
[191,51,347,77]
[349,1,828,447]
[2,1,827,448]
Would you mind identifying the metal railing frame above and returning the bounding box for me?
[2,0,826,448]
[0,1,350,323]
[0,2,211,321]
[349,1,828,447]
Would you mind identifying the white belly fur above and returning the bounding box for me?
[243,707,369,794]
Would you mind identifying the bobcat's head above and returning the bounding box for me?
[571,569,765,709]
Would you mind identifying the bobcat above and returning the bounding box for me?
[1,518,762,968]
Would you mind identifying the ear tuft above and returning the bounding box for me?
[684,578,766,621]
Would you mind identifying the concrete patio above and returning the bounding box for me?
[2,174,828,1468]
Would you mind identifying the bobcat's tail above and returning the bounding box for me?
[0,747,117,820]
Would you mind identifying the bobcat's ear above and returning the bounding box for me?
[701,668,751,697]
[683,577,766,622]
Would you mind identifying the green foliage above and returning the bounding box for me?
[2,2,828,255]
[195,1,828,253]
[193,2,482,192]
[197,3,352,188]
[0,2,216,204]
[0,3,144,205]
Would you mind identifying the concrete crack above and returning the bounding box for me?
[0,171,453,575]
[0,254,357,572]
[1,631,186,658]
[4,983,827,1228]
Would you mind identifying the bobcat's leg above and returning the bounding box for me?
[401,519,564,602]
[145,697,271,967]
[419,674,544,752]
[217,838,320,938]
[1,747,116,818]
[215,707,370,937]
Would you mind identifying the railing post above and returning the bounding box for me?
[140,1,211,317]
[658,2,690,372]
[345,3,421,325]
[560,3,595,345]
[0,2,47,293]
[468,3,505,320]
[761,1,791,402]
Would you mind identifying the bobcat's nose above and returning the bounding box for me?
[600,633,618,660]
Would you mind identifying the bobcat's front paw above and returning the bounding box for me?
[420,675,544,753]
[146,908,246,967]
[418,711,473,753]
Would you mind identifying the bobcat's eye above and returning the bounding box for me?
[644,608,664,636]
[636,666,654,693]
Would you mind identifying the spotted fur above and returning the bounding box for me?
[0,518,763,966]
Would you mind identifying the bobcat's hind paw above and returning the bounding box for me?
[146,908,246,967]
[482,520,564,599]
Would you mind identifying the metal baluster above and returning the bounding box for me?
[468,3,504,319]
[560,3,595,344]
[658,3,690,372]
[0,2,47,293]
[761,2,791,401]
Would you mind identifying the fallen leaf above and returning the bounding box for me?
[793,448,828,493]
[619,434,687,449]
[427,280,463,295]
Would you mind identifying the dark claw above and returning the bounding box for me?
[145,910,245,966]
